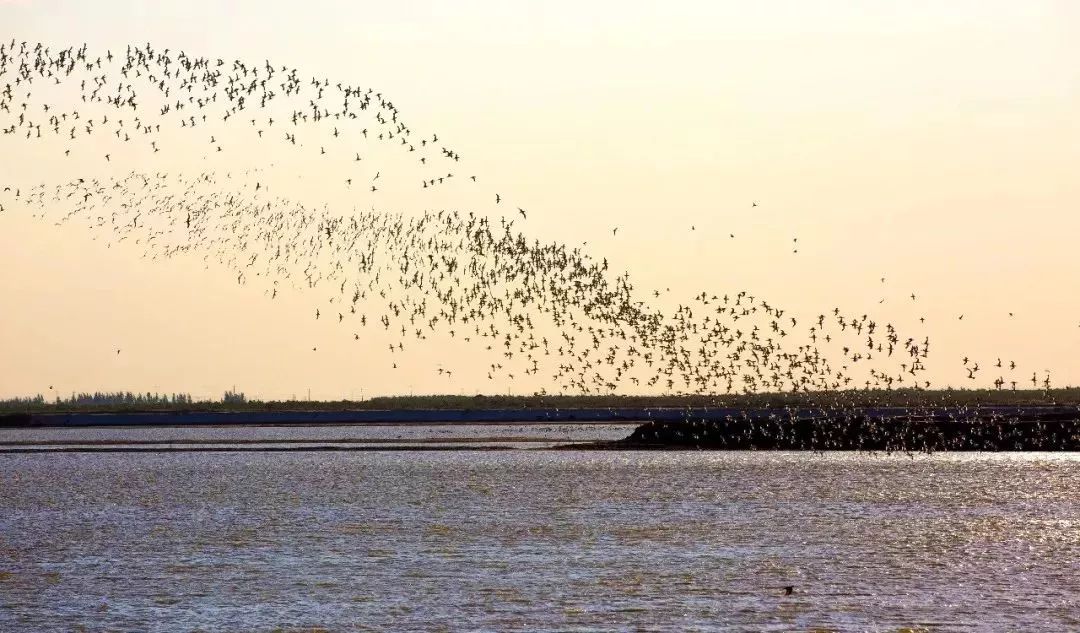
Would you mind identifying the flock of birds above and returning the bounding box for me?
[0,40,1061,397]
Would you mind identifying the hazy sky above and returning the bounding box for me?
[2,1,1079,399]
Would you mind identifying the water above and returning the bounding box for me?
[1,446,1078,631]
[0,423,638,451]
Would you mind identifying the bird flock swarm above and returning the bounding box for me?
[0,40,1054,396]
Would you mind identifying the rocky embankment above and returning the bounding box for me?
[589,407,1080,452]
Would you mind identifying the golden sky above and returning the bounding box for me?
[1,1,1079,399]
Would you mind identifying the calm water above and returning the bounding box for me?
[0,423,638,450]
[1,449,1078,631]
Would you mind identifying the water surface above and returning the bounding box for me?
[1,449,1078,631]
[0,423,637,451]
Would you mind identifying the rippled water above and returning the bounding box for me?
[2,449,1078,631]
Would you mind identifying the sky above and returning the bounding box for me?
[1,1,1079,399]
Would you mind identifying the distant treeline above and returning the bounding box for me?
[1,388,1079,414]
[1,390,246,412]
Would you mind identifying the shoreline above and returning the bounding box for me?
[4,404,1080,428]
[2,405,1079,452]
